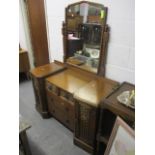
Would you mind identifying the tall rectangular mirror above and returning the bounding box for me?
[62,1,109,76]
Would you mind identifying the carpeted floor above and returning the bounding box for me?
[19,80,89,155]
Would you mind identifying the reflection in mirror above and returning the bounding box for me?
[63,1,108,75]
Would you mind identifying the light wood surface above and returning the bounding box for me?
[74,77,118,107]
[46,69,94,93]
[46,67,118,107]
[30,62,66,78]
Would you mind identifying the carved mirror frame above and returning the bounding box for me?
[62,1,109,76]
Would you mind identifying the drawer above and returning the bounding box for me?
[52,106,67,124]
[46,87,75,131]
[75,101,98,146]
[46,82,59,95]
[60,89,74,103]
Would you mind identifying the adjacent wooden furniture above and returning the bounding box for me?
[73,78,118,154]
[62,1,109,75]
[30,63,66,118]
[19,49,30,79]
[25,0,49,67]
[96,82,135,155]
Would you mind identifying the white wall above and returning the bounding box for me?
[45,0,135,84]
[19,0,34,69]
[19,0,27,50]
[19,0,135,83]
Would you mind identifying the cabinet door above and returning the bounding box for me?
[75,101,98,146]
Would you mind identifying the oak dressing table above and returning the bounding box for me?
[30,1,134,155]
[43,64,118,153]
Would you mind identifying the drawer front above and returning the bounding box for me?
[47,90,75,131]
[47,95,67,123]
[46,82,59,95]
[60,90,74,102]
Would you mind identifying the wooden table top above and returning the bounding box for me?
[30,62,66,78]
[74,77,118,107]
[46,69,94,94]
[102,82,135,121]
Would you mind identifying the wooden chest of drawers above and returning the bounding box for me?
[45,68,93,131]
[30,63,66,118]
[46,82,75,130]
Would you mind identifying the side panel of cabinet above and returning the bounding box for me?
[31,76,50,118]
[31,77,42,110]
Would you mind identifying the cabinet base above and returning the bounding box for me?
[74,137,94,154]
[36,105,51,119]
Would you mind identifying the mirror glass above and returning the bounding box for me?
[65,2,107,74]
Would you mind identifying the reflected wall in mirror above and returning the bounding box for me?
[62,1,109,76]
